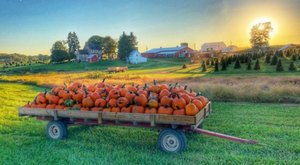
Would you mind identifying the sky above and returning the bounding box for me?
[0,0,299,55]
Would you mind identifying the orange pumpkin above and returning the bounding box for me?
[134,94,147,106]
[125,92,136,104]
[173,109,185,115]
[158,106,173,115]
[117,97,129,108]
[132,105,145,113]
[58,90,71,100]
[159,89,171,98]
[103,107,111,112]
[96,78,106,88]
[160,96,172,107]
[197,96,209,106]
[119,85,128,97]
[36,95,47,104]
[185,103,199,116]
[91,107,102,112]
[80,107,90,111]
[90,92,101,101]
[172,96,186,110]
[111,107,121,112]
[192,99,204,110]
[108,98,117,107]
[46,104,56,109]
[36,103,47,108]
[148,98,159,108]
[149,80,160,93]
[108,89,120,99]
[82,97,94,108]
[145,107,157,114]
[58,98,65,105]
[71,90,83,103]
[180,93,191,105]
[121,106,132,113]
[55,105,65,110]
[95,98,106,107]
[87,85,96,92]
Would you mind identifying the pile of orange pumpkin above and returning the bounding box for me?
[24,79,209,116]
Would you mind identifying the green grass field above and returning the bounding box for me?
[1,82,299,164]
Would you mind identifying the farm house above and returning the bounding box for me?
[200,42,227,52]
[128,50,147,64]
[142,44,194,58]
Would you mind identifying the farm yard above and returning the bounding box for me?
[0,83,299,164]
[1,0,300,164]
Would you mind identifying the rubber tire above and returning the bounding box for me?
[158,128,187,153]
[46,121,68,140]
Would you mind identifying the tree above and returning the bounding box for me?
[211,58,215,66]
[118,32,138,60]
[86,35,104,50]
[270,55,278,65]
[206,59,210,66]
[265,54,271,63]
[234,59,241,69]
[254,59,260,70]
[103,36,117,60]
[276,59,284,71]
[51,41,68,63]
[247,59,252,70]
[214,59,219,72]
[289,62,296,71]
[221,59,227,71]
[67,32,80,61]
[292,55,297,61]
[201,61,206,72]
[250,22,273,49]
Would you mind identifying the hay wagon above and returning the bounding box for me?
[18,102,257,153]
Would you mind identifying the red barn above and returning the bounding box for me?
[142,46,194,58]
[87,54,99,63]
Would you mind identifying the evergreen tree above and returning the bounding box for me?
[254,59,260,70]
[227,56,232,64]
[214,59,219,72]
[221,59,227,71]
[247,59,252,70]
[288,62,296,71]
[234,59,241,69]
[206,59,210,66]
[276,59,284,71]
[211,58,215,66]
[265,54,271,63]
[292,55,297,61]
[67,32,80,60]
[201,61,206,72]
[118,32,138,60]
[270,55,278,65]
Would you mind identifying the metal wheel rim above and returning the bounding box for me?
[162,134,179,152]
[49,125,60,139]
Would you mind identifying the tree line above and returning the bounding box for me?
[51,32,138,63]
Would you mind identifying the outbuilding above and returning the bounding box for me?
[128,50,147,64]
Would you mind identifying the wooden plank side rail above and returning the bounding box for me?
[18,102,211,127]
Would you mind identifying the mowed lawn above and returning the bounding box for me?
[0,82,299,164]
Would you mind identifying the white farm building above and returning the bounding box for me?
[128,50,147,64]
[200,42,226,52]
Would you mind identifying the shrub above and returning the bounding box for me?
[214,59,219,72]
[288,62,296,71]
[276,59,284,72]
[271,55,278,65]
[201,61,206,72]
[247,59,252,70]
[254,59,260,70]
[265,54,271,63]
[182,64,187,69]
[292,55,297,61]
[234,59,241,69]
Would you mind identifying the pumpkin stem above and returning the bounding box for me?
[44,89,47,96]
[143,83,148,90]
[184,85,188,90]
[102,78,106,82]
[153,79,156,85]
[122,84,126,88]
[136,84,139,88]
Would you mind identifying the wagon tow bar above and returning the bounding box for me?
[192,128,258,144]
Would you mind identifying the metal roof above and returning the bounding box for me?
[143,46,186,54]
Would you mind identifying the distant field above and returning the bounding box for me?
[0,83,299,164]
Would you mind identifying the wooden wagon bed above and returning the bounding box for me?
[19,102,212,129]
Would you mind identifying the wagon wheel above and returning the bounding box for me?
[158,128,187,153]
[46,120,68,140]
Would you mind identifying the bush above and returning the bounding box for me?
[292,55,297,61]
[201,61,206,72]
[276,59,284,72]
[247,59,252,70]
[265,54,271,63]
[270,55,278,65]
[182,64,187,69]
[214,60,219,72]
[234,59,241,69]
[254,59,260,70]
[288,62,296,71]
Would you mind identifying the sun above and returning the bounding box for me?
[249,17,278,37]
